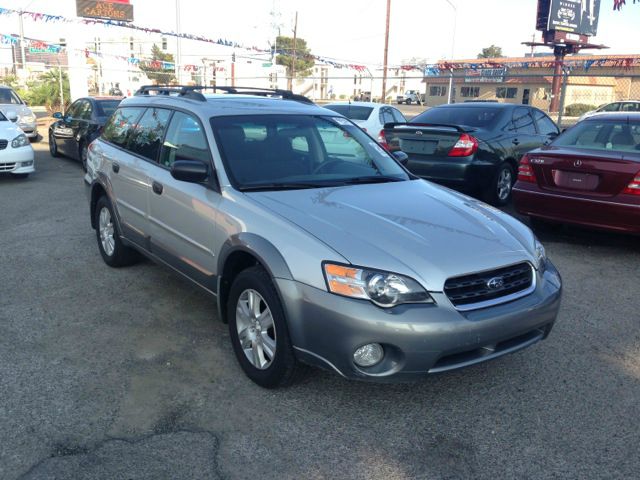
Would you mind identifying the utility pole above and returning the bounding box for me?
[175,0,182,84]
[289,11,298,91]
[58,62,65,115]
[18,10,27,73]
[381,0,391,104]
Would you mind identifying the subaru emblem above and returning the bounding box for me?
[416,131,423,136]
[487,277,504,290]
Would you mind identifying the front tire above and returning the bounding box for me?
[94,196,138,267]
[49,132,60,158]
[485,162,515,206]
[227,266,301,388]
[80,142,88,172]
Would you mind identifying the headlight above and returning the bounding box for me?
[11,134,29,148]
[534,238,547,273]
[323,263,434,308]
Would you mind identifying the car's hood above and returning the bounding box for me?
[247,180,537,291]
[0,104,33,118]
[0,120,24,137]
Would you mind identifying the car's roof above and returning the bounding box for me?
[120,93,336,117]
[323,102,380,108]
[434,102,517,109]
[586,112,640,121]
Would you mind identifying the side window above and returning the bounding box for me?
[159,112,211,168]
[601,103,620,112]
[532,109,559,136]
[512,108,537,134]
[621,103,640,112]
[66,101,82,119]
[127,108,172,161]
[101,107,145,148]
[82,101,94,120]
[76,101,92,120]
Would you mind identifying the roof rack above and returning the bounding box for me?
[134,85,314,105]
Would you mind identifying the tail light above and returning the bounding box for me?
[448,133,478,157]
[622,171,640,195]
[517,155,537,183]
[377,129,390,151]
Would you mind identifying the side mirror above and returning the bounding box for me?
[171,159,210,183]
[392,151,409,166]
[53,112,63,119]
[6,110,18,122]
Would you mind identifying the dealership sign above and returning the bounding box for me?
[76,0,134,22]
[536,0,600,37]
[464,68,506,83]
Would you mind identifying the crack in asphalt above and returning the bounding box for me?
[16,429,226,480]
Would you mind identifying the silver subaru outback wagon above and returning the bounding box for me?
[85,86,562,388]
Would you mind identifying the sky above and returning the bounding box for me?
[2,0,639,66]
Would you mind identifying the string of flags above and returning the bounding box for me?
[0,6,368,72]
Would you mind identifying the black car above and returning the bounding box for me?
[49,97,122,171]
[384,103,559,205]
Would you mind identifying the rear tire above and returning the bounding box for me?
[94,196,138,268]
[227,266,302,388]
[485,162,515,206]
[80,142,88,172]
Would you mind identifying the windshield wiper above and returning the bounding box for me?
[238,182,325,192]
[338,176,406,185]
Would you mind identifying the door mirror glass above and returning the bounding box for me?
[170,159,210,183]
[392,151,409,166]
[53,112,63,119]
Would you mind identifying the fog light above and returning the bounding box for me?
[353,343,384,367]
[21,160,33,167]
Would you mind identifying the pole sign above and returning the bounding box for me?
[76,0,134,22]
[537,0,600,37]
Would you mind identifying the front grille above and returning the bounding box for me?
[0,140,8,150]
[444,262,533,309]
[0,162,16,172]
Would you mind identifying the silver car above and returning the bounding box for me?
[0,86,38,140]
[85,86,562,388]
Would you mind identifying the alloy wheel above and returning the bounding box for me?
[98,207,115,256]
[497,168,513,201]
[235,289,277,370]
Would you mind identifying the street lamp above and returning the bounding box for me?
[443,0,457,104]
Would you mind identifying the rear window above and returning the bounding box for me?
[323,105,373,121]
[411,106,503,128]
[96,100,121,118]
[101,107,145,147]
[553,119,640,152]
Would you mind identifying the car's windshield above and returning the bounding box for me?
[210,114,410,190]
[553,119,640,152]
[0,88,22,105]
[96,100,121,118]
[323,105,373,121]
[411,106,503,128]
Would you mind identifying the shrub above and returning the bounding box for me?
[564,103,596,117]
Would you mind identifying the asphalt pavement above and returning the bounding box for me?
[1,139,639,479]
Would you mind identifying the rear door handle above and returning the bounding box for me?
[152,181,163,195]
[112,162,120,173]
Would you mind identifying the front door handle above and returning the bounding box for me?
[112,162,120,173]
[152,181,164,195]
[512,139,520,146]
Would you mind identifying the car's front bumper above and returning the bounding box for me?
[279,261,562,381]
[0,146,35,173]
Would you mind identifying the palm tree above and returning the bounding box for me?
[614,0,638,10]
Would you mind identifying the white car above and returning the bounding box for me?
[577,101,640,123]
[323,102,407,147]
[0,85,38,140]
[0,110,35,178]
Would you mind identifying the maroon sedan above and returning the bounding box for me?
[513,113,640,234]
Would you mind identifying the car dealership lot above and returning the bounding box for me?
[1,141,639,479]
